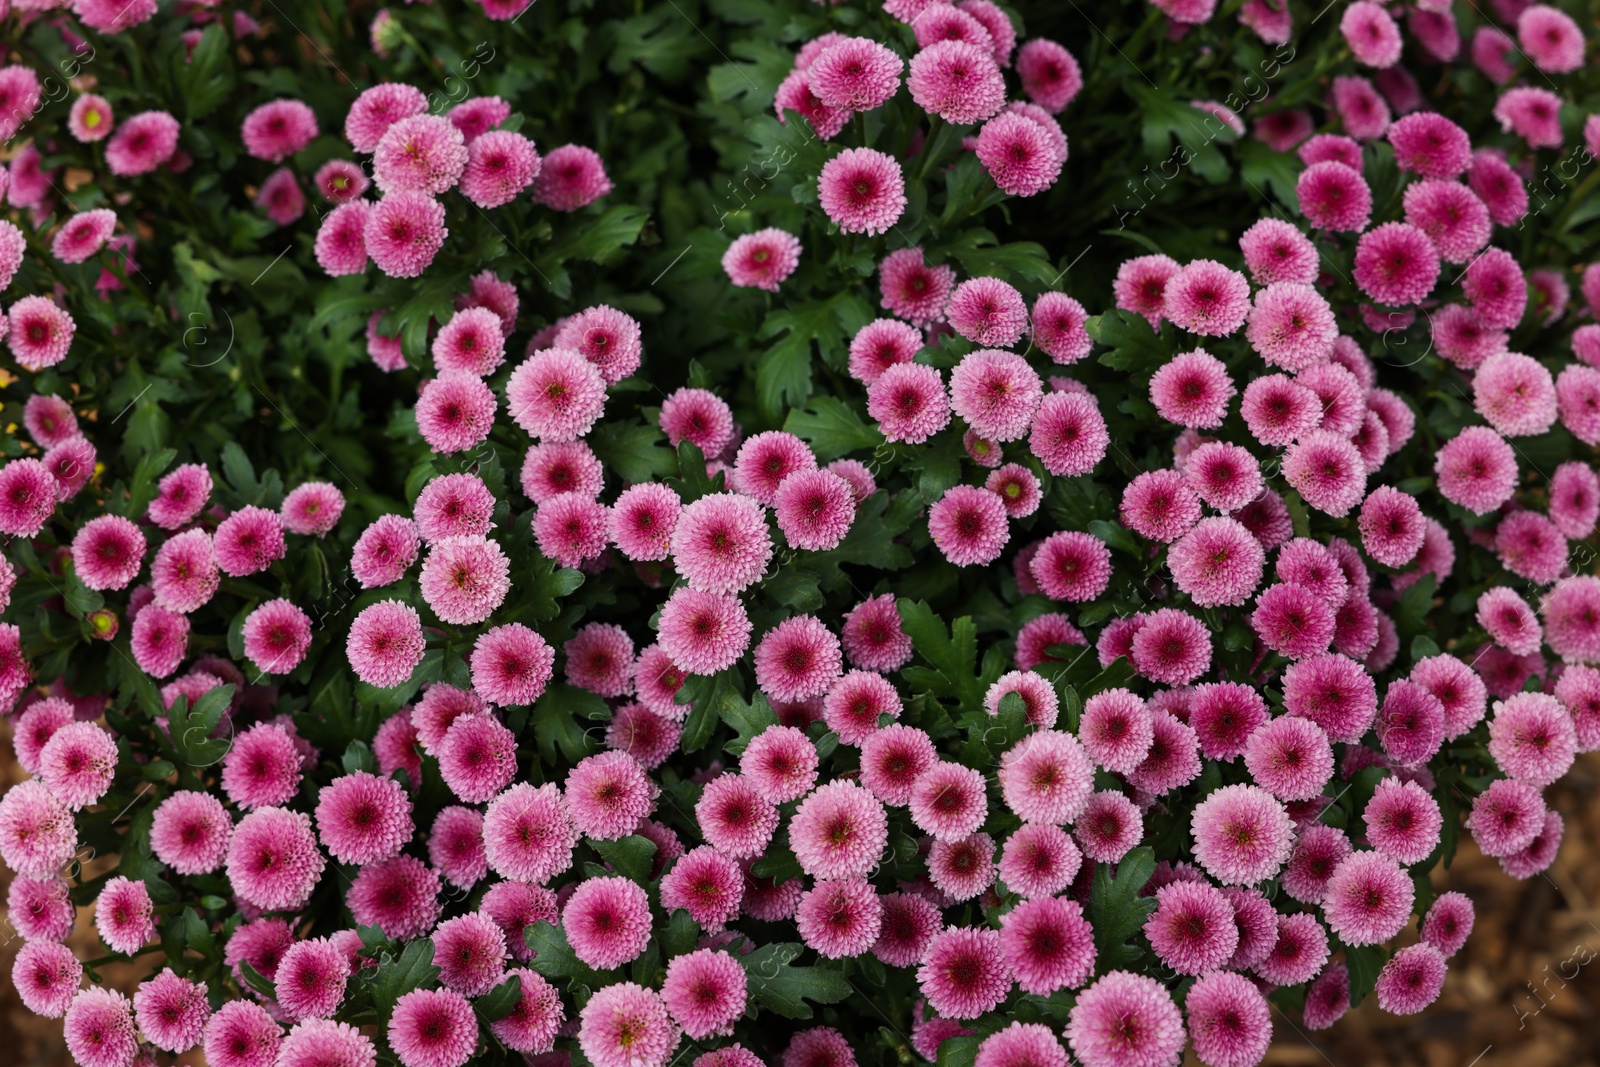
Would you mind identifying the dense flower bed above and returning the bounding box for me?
[1,1,1599,1067]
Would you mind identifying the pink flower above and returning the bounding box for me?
[95,875,156,956]
[1489,692,1577,786]
[1129,608,1211,685]
[564,876,652,970]
[346,600,426,688]
[387,991,473,1067]
[1518,4,1584,71]
[351,515,420,587]
[506,347,607,440]
[1341,1,1402,66]
[1169,517,1265,607]
[465,623,553,706]
[608,483,681,561]
[949,347,1040,439]
[1030,391,1108,474]
[51,208,117,263]
[671,492,773,594]
[976,111,1065,196]
[660,949,747,1040]
[534,144,614,210]
[314,159,370,203]
[1239,217,1318,285]
[365,192,448,278]
[1495,86,1565,149]
[859,723,936,806]
[225,807,325,912]
[1184,971,1271,1067]
[460,129,539,208]
[1065,971,1184,1067]
[790,779,889,878]
[275,939,349,1022]
[554,305,643,385]
[928,484,1010,566]
[1387,111,1472,180]
[1030,530,1112,602]
[1297,160,1374,233]
[239,599,312,676]
[808,37,903,111]
[998,729,1094,824]
[880,247,955,325]
[14,940,81,1019]
[1322,849,1415,945]
[255,167,305,225]
[150,790,230,875]
[1282,431,1366,517]
[1363,776,1443,865]
[869,362,952,444]
[1254,910,1330,985]
[1162,260,1251,337]
[998,895,1094,997]
[818,148,906,235]
[1421,891,1476,959]
[345,84,426,152]
[1246,282,1336,369]
[657,587,751,675]
[1145,880,1238,975]
[918,927,1011,1020]
[1016,39,1082,113]
[69,93,114,142]
[1121,469,1202,542]
[63,987,139,1067]
[70,515,145,591]
[1149,348,1234,428]
[6,296,75,371]
[796,877,882,958]
[130,605,190,678]
[1354,221,1440,306]
[1190,783,1293,885]
[723,228,802,291]
[242,100,317,162]
[909,40,1006,124]
[221,723,303,809]
[578,983,678,1067]
[105,110,180,175]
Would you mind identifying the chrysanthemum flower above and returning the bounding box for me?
[129,605,190,679]
[105,110,179,175]
[365,192,448,278]
[917,927,1011,1020]
[578,982,679,1067]
[949,347,1040,438]
[321,202,374,275]
[1297,161,1373,232]
[68,93,114,142]
[1190,783,1293,885]
[1254,910,1330,986]
[14,940,81,1019]
[868,362,952,444]
[879,247,955,325]
[6,296,75,372]
[225,807,324,913]
[1145,880,1238,976]
[723,227,802,291]
[1016,38,1082,112]
[1149,348,1234,428]
[1129,608,1212,685]
[533,144,614,210]
[976,111,1065,196]
[795,876,882,959]
[1321,849,1415,945]
[63,987,139,1067]
[807,37,903,112]
[1494,86,1565,149]
[909,40,1006,124]
[1162,260,1251,338]
[1030,391,1108,475]
[608,484,681,562]
[818,147,907,235]
[1246,282,1336,369]
[1065,971,1185,1067]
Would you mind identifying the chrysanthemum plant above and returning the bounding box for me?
[2,1,1600,1067]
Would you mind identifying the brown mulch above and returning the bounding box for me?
[6,729,1600,1066]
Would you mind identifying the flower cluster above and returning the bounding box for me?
[2,2,1599,1067]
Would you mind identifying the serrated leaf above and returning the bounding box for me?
[373,939,441,1015]
[592,836,658,886]
[739,942,852,1019]
[590,419,678,484]
[784,396,884,462]
[1087,846,1158,970]
[1344,943,1385,1007]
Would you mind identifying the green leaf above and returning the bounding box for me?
[220,442,258,498]
[166,685,235,768]
[342,740,376,775]
[530,686,607,765]
[524,921,603,983]
[936,1035,982,1067]
[783,396,884,462]
[660,910,700,958]
[118,448,176,520]
[1087,846,1158,970]
[1090,310,1171,376]
[239,960,277,1000]
[592,836,658,886]
[541,204,649,266]
[477,975,523,1022]
[897,600,982,708]
[739,943,852,1019]
[373,939,441,1016]
[590,419,678,483]
[1344,943,1385,1007]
